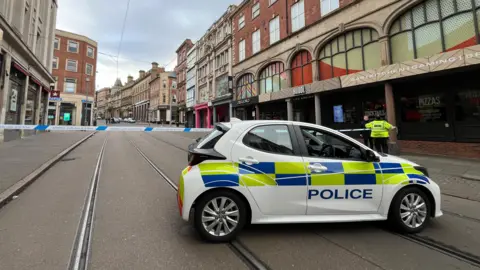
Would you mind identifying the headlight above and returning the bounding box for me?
[414,166,429,177]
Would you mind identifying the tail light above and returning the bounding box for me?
[188,148,226,166]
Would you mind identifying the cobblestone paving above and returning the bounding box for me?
[431,172,480,202]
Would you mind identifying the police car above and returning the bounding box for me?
[178,119,442,242]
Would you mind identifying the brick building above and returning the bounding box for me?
[230,0,480,158]
[174,39,194,124]
[0,0,58,141]
[52,29,97,126]
[132,62,166,122]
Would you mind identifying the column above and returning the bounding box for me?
[20,75,30,126]
[207,107,211,128]
[0,53,12,142]
[314,93,321,125]
[34,85,42,127]
[55,102,60,125]
[195,109,200,128]
[255,104,260,120]
[42,91,48,125]
[385,82,399,154]
[213,105,217,125]
[229,102,233,121]
[286,99,293,121]
[312,59,320,81]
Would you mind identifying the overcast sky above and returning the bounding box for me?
[56,0,238,90]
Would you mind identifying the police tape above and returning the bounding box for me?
[0,124,374,133]
[0,124,213,132]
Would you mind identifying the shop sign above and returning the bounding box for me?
[9,89,18,112]
[82,99,93,103]
[232,96,259,107]
[50,90,60,98]
[292,85,306,95]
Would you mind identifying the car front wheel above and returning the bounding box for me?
[194,190,247,243]
[389,186,431,233]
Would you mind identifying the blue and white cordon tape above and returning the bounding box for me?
[0,124,213,132]
[0,124,371,133]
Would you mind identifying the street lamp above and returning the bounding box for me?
[84,77,90,126]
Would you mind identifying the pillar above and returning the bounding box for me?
[213,105,217,125]
[0,53,12,143]
[314,93,321,125]
[42,91,48,125]
[195,108,200,128]
[55,102,60,125]
[207,106,211,128]
[229,102,233,121]
[34,85,42,128]
[255,104,260,120]
[312,59,320,81]
[385,82,399,154]
[286,98,293,121]
[20,75,30,125]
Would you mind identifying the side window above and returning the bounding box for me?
[300,127,363,160]
[243,125,294,155]
[197,129,226,149]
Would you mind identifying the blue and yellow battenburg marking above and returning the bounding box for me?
[195,161,429,188]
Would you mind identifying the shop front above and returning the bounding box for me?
[194,102,212,128]
[185,107,195,128]
[231,96,258,120]
[259,100,287,120]
[212,94,232,124]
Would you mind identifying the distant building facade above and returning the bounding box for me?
[174,39,194,124]
[185,43,197,127]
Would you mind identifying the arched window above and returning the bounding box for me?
[389,0,480,63]
[236,73,256,99]
[259,62,287,94]
[318,28,380,80]
[291,50,313,87]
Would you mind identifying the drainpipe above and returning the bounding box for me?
[285,0,289,35]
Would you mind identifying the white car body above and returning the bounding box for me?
[178,120,442,227]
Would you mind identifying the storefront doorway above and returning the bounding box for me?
[60,103,75,126]
[292,95,315,123]
[259,100,287,120]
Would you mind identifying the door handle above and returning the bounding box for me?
[308,164,328,172]
[239,157,259,165]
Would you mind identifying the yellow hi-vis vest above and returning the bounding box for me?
[365,120,392,138]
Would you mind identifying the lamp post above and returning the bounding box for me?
[84,77,90,126]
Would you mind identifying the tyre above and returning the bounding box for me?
[388,186,431,233]
[194,190,247,243]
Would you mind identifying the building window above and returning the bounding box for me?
[238,15,245,29]
[66,59,78,72]
[64,78,76,93]
[291,50,313,87]
[52,57,58,69]
[239,40,246,61]
[236,73,256,99]
[291,0,305,32]
[318,28,380,80]
[252,2,260,19]
[269,16,280,44]
[163,94,166,103]
[269,0,278,6]
[321,0,340,16]
[86,63,93,75]
[259,62,287,94]
[67,40,79,53]
[252,29,260,54]
[389,0,480,63]
[87,46,95,58]
[400,92,447,122]
[54,38,60,50]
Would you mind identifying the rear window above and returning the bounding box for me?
[197,128,226,149]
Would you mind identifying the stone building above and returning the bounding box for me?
[0,0,58,141]
[174,39,194,124]
[230,0,480,158]
[120,75,134,118]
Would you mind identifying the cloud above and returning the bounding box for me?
[56,0,238,90]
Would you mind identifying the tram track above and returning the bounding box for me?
[126,134,271,270]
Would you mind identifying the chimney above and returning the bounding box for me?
[152,62,159,70]
[127,75,133,83]
[139,70,145,78]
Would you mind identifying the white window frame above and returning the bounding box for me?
[291,0,305,32]
[252,29,260,54]
[252,2,260,19]
[64,78,77,93]
[269,0,278,6]
[87,46,95,58]
[66,59,78,72]
[86,63,94,75]
[67,40,79,53]
[238,15,245,29]
[321,0,340,16]
[239,39,246,61]
[269,16,280,45]
[54,38,60,50]
[52,57,59,69]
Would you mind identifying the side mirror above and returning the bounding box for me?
[365,149,380,162]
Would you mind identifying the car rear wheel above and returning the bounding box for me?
[389,186,431,233]
[194,190,247,243]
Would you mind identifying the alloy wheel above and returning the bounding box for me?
[201,196,239,237]
[400,193,427,229]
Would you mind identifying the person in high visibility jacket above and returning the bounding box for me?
[365,115,394,154]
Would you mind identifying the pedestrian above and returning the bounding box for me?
[365,115,394,154]
[360,115,373,148]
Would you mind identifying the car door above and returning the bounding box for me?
[230,123,308,215]
[293,124,383,215]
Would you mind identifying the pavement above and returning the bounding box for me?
[0,127,479,269]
